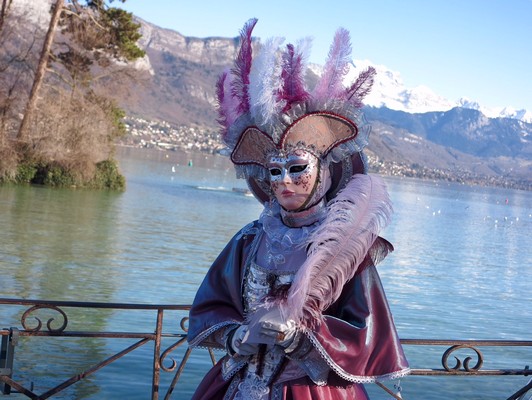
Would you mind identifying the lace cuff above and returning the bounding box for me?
[284,332,312,358]
[212,323,240,352]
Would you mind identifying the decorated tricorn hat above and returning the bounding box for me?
[217,18,376,203]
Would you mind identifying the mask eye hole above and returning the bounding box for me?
[269,168,282,176]
[289,164,307,174]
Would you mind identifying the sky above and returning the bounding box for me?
[117,0,532,112]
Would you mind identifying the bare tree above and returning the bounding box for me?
[0,1,42,179]
[27,85,118,180]
[2,0,144,187]
[17,0,64,141]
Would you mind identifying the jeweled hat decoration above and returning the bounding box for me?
[217,18,376,203]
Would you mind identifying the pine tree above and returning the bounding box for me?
[4,0,145,188]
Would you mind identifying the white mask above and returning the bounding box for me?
[267,150,330,211]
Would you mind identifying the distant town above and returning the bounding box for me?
[121,117,222,154]
[120,117,530,191]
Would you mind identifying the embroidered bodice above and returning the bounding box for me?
[234,205,318,400]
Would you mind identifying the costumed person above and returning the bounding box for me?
[187,19,410,399]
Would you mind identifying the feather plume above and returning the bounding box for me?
[279,40,311,110]
[345,66,377,107]
[216,70,239,140]
[312,28,352,101]
[215,71,228,133]
[284,174,393,326]
[248,36,285,125]
[230,18,258,115]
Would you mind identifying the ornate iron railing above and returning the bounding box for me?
[1,298,530,399]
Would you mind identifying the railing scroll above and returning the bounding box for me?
[1,298,530,399]
[1,298,191,399]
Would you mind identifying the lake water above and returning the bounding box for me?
[1,147,530,399]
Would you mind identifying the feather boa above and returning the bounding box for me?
[282,174,393,326]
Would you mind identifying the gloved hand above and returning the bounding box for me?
[259,318,298,348]
[228,325,261,356]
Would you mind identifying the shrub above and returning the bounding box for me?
[88,159,126,190]
[38,164,76,187]
[14,162,38,183]
[2,159,125,190]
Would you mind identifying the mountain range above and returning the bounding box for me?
[344,60,532,123]
[8,2,532,189]
[124,18,532,126]
[113,17,530,188]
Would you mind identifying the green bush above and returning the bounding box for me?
[14,163,38,183]
[39,164,76,187]
[89,159,126,190]
[4,159,125,190]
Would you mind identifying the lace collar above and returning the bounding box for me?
[258,201,324,253]
[280,198,328,228]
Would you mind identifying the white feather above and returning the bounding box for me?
[249,37,285,126]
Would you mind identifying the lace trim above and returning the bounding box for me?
[306,331,411,383]
[259,201,318,250]
[250,260,297,276]
[280,198,328,228]
[271,383,284,400]
[188,320,241,348]
[293,347,329,386]
[241,230,264,318]
[222,355,248,381]
[235,221,260,240]
[223,376,241,400]
[375,368,412,382]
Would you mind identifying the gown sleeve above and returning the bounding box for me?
[304,237,410,383]
[187,222,258,349]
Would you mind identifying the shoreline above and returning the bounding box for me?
[115,145,531,192]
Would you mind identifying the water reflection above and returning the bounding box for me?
[1,150,530,399]
[382,177,531,341]
[1,185,122,302]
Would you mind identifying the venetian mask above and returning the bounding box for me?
[267,150,325,211]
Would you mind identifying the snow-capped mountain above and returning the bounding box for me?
[456,98,532,122]
[10,0,532,125]
[345,60,455,113]
[341,60,532,123]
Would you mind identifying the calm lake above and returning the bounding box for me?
[1,147,530,399]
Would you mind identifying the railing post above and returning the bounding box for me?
[0,327,19,395]
[152,309,164,400]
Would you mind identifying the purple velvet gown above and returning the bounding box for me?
[187,207,409,400]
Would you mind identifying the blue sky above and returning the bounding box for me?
[118,0,532,112]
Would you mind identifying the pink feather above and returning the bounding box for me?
[230,18,258,115]
[216,71,230,138]
[312,28,352,101]
[279,43,310,110]
[284,174,393,326]
[345,66,377,107]
[216,70,241,141]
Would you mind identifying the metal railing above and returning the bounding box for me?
[1,298,530,399]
